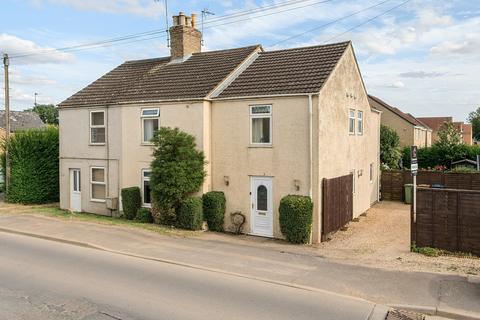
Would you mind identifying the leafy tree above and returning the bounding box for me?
[380,125,402,169]
[467,106,480,141]
[28,104,59,125]
[433,121,464,166]
[150,127,206,225]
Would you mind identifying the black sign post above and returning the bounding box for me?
[411,146,418,220]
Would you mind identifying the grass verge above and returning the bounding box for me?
[0,203,200,237]
[411,244,478,259]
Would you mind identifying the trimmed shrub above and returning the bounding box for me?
[135,207,153,223]
[1,127,59,204]
[202,191,225,231]
[150,127,206,225]
[279,195,313,244]
[176,197,203,230]
[121,187,141,220]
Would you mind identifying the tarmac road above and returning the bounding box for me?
[0,232,384,320]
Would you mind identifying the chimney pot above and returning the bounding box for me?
[191,14,197,28]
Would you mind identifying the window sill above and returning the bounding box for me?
[89,143,106,146]
[142,204,152,208]
[248,144,273,148]
[140,143,155,146]
[91,199,106,203]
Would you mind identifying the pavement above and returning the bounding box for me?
[0,213,479,319]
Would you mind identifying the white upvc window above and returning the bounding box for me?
[349,109,356,135]
[90,167,106,202]
[142,169,152,207]
[357,110,364,135]
[250,105,272,145]
[90,110,106,144]
[141,108,160,144]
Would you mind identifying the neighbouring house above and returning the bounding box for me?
[58,12,380,243]
[453,122,473,145]
[417,116,473,145]
[368,95,431,148]
[0,110,46,140]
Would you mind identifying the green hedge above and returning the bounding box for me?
[279,195,313,244]
[2,127,59,204]
[135,207,153,223]
[121,187,141,220]
[402,144,480,169]
[202,191,225,231]
[176,197,203,230]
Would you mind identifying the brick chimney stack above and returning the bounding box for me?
[169,12,201,61]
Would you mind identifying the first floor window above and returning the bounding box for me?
[142,170,151,207]
[349,109,355,134]
[91,167,106,201]
[357,111,363,135]
[251,105,272,145]
[90,111,106,144]
[142,108,160,144]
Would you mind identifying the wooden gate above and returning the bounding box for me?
[322,174,353,241]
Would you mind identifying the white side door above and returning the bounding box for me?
[250,177,273,237]
[69,169,81,212]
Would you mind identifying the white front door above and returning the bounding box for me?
[69,169,81,212]
[251,177,273,237]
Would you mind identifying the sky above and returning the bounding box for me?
[0,0,479,122]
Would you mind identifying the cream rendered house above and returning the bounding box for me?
[59,12,380,243]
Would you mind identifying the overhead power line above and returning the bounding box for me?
[323,0,412,43]
[268,0,394,47]
[9,0,335,59]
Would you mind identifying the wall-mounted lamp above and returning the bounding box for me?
[224,176,229,186]
[294,179,300,191]
[358,170,363,178]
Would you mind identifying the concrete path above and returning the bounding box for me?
[0,232,387,320]
[0,214,479,319]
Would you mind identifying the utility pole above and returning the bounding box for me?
[3,53,10,193]
[34,92,39,107]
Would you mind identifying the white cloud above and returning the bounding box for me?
[388,81,405,88]
[0,33,73,65]
[32,0,164,18]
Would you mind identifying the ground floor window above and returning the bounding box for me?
[142,169,151,207]
[91,167,106,202]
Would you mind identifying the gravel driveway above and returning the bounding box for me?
[315,201,479,275]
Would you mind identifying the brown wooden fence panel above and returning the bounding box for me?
[322,174,353,241]
[382,171,480,201]
[413,188,480,256]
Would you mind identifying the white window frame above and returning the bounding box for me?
[141,108,160,145]
[90,110,106,145]
[90,166,106,202]
[357,110,363,135]
[250,104,272,146]
[349,109,356,135]
[142,169,152,208]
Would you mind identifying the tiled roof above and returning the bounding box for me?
[0,111,46,131]
[368,95,430,129]
[416,117,452,131]
[59,45,259,107]
[216,42,350,98]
